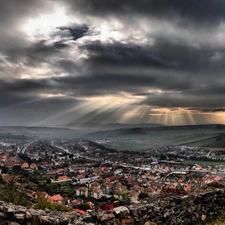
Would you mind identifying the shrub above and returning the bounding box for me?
[34,196,69,212]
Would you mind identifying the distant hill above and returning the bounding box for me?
[56,122,163,132]
[87,124,225,136]
[0,126,80,139]
[85,124,225,151]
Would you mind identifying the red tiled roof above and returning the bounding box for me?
[49,194,63,201]
[185,184,191,192]
[58,175,68,180]
[74,209,87,215]
[108,176,120,181]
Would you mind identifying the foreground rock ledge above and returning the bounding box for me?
[0,189,225,224]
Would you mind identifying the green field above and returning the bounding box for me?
[89,127,225,151]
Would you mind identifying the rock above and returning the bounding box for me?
[7,207,15,213]
[17,206,27,213]
[163,211,170,218]
[37,209,46,216]
[113,218,122,225]
[0,212,7,219]
[98,213,115,221]
[25,210,32,219]
[45,208,50,213]
[55,218,60,224]
[121,217,134,224]
[59,217,70,225]
[41,215,51,224]
[33,214,42,225]
[183,217,191,225]
[14,213,25,220]
[144,222,157,225]
[113,206,130,218]
[201,214,206,221]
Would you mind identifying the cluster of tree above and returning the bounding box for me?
[0,176,30,207]
[34,196,69,212]
[88,140,117,153]
[17,153,38,164]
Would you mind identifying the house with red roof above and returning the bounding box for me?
[74,209,87,215]
[71,199,80,206]
[30,163,38,170]
[185,184,191,193]
[58,175,68,181]
[48,194,63,204]
[0,154,8,162]
[21,162,29,169]
[107,175,120,182]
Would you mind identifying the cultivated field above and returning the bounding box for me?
[87,125,225,151]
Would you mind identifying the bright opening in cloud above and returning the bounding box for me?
[22,6,71,41]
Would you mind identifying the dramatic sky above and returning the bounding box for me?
[1,0,225,127]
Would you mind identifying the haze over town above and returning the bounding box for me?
[1,0,225,127]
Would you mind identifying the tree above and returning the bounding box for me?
[0,177,29,206]
[34,196,69,212]
[118,189,130,201]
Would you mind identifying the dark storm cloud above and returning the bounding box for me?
[141,91,225,112]
[0,79,51,104]
[3,41,68,67]
[201,108,225,113]
[59,25,89,41]
[81,41,173,68]
[81,39,225,75]
[1,0,225,126]
[51,70,194,98]
[71,0,225,27]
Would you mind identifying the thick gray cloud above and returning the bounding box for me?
[69,0,225,28]
[0,0,225,126]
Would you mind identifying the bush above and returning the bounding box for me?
[0,177,30,207]
[34,196,69,212]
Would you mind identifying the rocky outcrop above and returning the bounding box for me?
[0,189,225,224]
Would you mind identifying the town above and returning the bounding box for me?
[0,135,225,224]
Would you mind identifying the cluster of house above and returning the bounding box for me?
[157,145,225,161]
[0,139,225,210]
[21,162,224,211]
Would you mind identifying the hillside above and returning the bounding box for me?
[0,126,80,139]
[86,124,225,151]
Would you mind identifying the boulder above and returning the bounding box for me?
[144,222,157,225]
[113,206,130,218]
[14,213,25,220]
[98,213,115,221]
[33,214,42,225]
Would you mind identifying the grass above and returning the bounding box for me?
[99,130,225,152]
